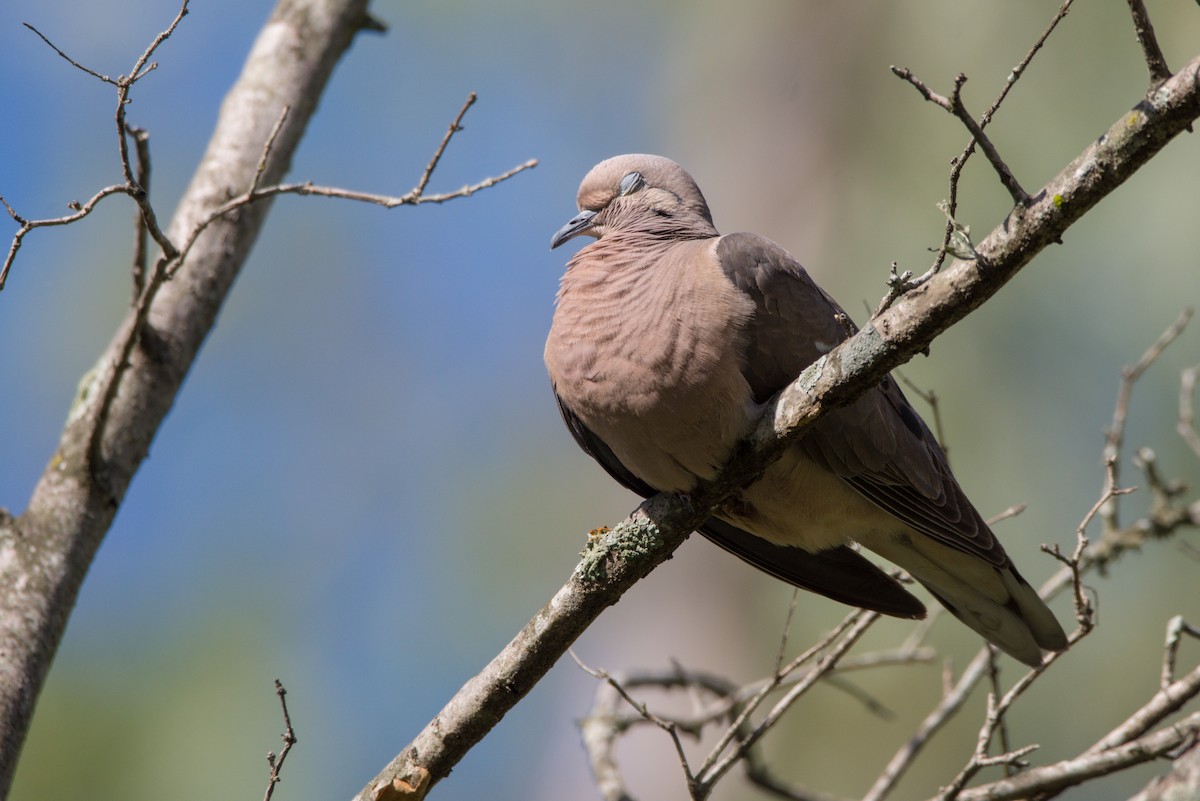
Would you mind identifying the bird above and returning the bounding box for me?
[544,154,1068,666]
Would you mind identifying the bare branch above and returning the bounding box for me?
[1125,0,1172,86]
[950,711,1200,801]
[0,2,406,794]
[414,93,477,197]
[1162,616,1200,689]
[126,0,190,86]
[863,649,992,801]
[127,125,151,300]
[696,612,880,795]
[115,2,191,186]
[891,69,1029,206]
[1178,365,1200,459]
[906,0,1074,276]
[263,680,298,801]
[1104,308,1194,468]
[985,505,1027,527]
[868,308,1200,801]
[0,184,134,290]
[170,160,538,278]
[21,22,116,85]
[252,105,292,194]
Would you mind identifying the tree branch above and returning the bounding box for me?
[0,3,537,794]
[950,711,1200,801]
[354,52,1200,801]
[0,1,374,794]
[1125,0,1172,87]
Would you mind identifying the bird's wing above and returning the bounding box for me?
[716,232,1007,568]
[552,392,927,618]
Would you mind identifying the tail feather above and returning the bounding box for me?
[861,531,1067,667]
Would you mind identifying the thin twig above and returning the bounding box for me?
[413,93,477,198]
[168,158,538,278]
[114,1,191,186]
[985,652,1016,778]
[1125,0,1172,86]
[1102,308,1194,531]
[21,22,116,85]
[694,612,879,795]
[774,590,802,676]
[1178,365,1200,459]
[263,679,298,801]
[986,504,1027,527]
[127,125,151,300]
[127,0,189,85]
[0,184,133,290]
[1160,615,1200,690]
[892,69,1029,206]
[897,0,1074,276]
[252,106,292,194]
[862,650,992,801]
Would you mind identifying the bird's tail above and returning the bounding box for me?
[864,532,1068,666]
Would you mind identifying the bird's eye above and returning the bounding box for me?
[618,171,644,196]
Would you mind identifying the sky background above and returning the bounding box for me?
[2,2,1199,800]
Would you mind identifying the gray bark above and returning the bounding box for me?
[0,0,373,795]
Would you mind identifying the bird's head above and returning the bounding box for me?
[550,154,717,249]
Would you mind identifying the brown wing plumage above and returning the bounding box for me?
[716,232,1008,569]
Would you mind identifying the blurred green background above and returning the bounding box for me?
[1,1,1198,800]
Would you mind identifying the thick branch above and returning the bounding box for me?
[0,0,372,794]
[356,53,1200,801]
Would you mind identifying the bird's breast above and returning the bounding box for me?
[545,239,758,491]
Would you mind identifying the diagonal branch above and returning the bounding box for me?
[355,52,1200,801]
[0,1,375,795]
[949,711,1200,801]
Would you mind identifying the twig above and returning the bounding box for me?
[868,344,1178,801]
[252,106,292,194]
[1101,308,1194,531]
[694,611,879,795]
[891,69,1029,206]
[127,125,151,300]
[574,658,737,801]
[169,159,538,279]
[1162,616,1200,691]
[984,652,1015,778]
[862,650,992,801]
[1087,662,1200,758]
[1125,0,1172,86]
[954,711,1200,801]
[20,22,117,85]
[774,590,802,675]
[114,1,192,186]
[264,679,298,801]
[873,261,936,318]
[413,93,477,198]
[0,185,133,290]
[1178,365,1200,459]
[898,0,1074,276]
[986,505,1027,527]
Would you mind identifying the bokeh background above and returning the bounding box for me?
[2,2,1198,800]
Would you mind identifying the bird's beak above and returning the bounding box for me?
[550,209,598,250]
